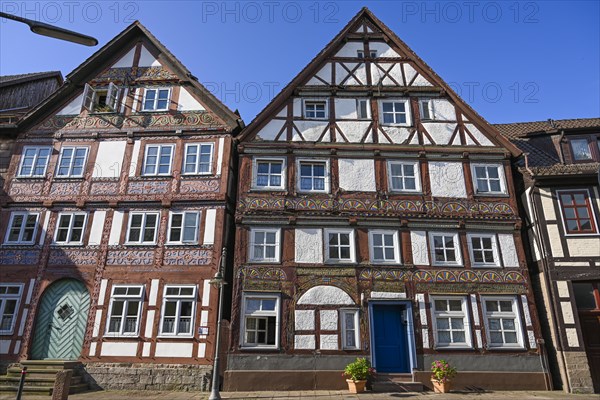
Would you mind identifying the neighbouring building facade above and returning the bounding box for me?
[496,118,600,394]
[225,8,548,391]
[0,22,242,390]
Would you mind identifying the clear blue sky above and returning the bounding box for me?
[1,1,598,124]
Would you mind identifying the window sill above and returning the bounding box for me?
[562,232,600,237]
[471,264,501,268]
[297,190,330,195]
[53,176,85,180]
[165,242,199,246]
[103,334,140,339]
[388,190,423,195]
[239,346,279,351]
[124,243,158,246]
[433,346,474,350]
[51,243,85,247]
[14,176,45,180]
[431,263,464,268]
[0,331,15,336]
[380,123,412,128]
[370,261,402,266]
[473,193,509,198]
[2,243,36,247]
[157,335,194,339]
[249,260,281,264]
[485,346,527,351]
[324,260,357,265]
[181,173,214,178]
[250,187,287,192]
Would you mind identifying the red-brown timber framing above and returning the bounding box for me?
[226,7,549,392]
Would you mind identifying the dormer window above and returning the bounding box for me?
[569,136,600,162]
[142,88,171,111]
[357,50,377,59]
[83,83,120,113]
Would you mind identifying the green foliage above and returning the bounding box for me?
[343,358,375,381]
[431,359,457,383]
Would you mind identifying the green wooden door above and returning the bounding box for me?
[31,279,90,360]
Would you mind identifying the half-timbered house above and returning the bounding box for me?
[0,22,242,391]
[226,8,547,391]
[496,118,600,394]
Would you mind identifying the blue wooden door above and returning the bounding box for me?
[31,279,90,360]
[372,304,409,373]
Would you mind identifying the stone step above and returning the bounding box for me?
[20,360,80,370]
[371,381,425,392]
[0,382,88,395]
[374,373,413,382]
[8,367,75,376]
[0,375,83,386]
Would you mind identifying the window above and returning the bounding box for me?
[380,100,410,125]
[54,213,87,245]
[253,158,286,190]
[573,282,600,310]
[387,161,421,192]
[142,88,171,111]
[0,285,22,334]
[55,146,88,177]
[297,159,329,193]
[341,309,360,350]
[249,228,280,262]
[167,211,199,244]
[467,233,500,267]
[106,285,144,336]
[159,285,196,337]
[304,100,327,119]
[325,229,355,263]
[17,146,52,177]
[83,82,120,113]
[356,50,377,58]
[369,230,400,264]
[419,99,434,120]
[570,138,593,161]
[183,143,213,175]
[482,296,524,348]
[432,297,471,348]
[4,212,39,245]
[356,99,369,119]
[558,190,598,234]
[126,212,159,244]
[429,232,462,266]
[471,164,506,195]
[142,144,174,176]
[241,294,280,348]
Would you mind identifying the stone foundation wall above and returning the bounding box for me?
[82,363,213,391]
[563,351,595,394]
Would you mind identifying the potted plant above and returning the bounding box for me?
[431,359,457,393]
[343,357,375,393]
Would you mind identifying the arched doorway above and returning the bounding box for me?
[31,279,90,360]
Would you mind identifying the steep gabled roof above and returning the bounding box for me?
[0,71,63,88]
[238,7,520,156]
[495,117,600,139]
[17,21,242,133]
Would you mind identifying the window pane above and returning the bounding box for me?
[504,332,518,343]
[453,331,465,342]
[571,139,592,160]
[436,318,449,330]
[438,331,451,343]
[448,300,462,311]
[434,300,446,311]
[573,283,597,309]
[262,299,276,311]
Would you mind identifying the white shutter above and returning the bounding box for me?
[82,83,95,111]
[106,82,120,111]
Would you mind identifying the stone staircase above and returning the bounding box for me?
[371,372,425,392]
[0,360,88,396]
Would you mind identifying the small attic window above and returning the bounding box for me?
[357,50,377,59]
[83,83,120,113]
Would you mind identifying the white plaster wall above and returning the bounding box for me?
[56,93,84,115]
[521,295,533,326]
[197,343,206,358]
[423,123,456,145]
[498,234,519,267]
[92,310,102,337]
[93,141,127,178]
[108,211,124,245]
[306,64,332,85]
[431,99,455,121]
[138,45,161,67]
[320,334,338,350]
[216,137,225,175]
[149,279,159,306]
[100,342,138,357]
[203,209,216,245]
[320,310,338,330]
[39,211,50,246]
[371,63,403,86]
[337,121,371,143]
[538,188,556,220]
[88,211,106,246]
[89,342,97,357]
[369,42,401,58]
[338,159,376,192]
[297,286,354,305]
[403,64,417,84]
[144,310,155,337]
[202,280,211,307]
[464,124,494,146]
[335,98,359,119]
[556,281,570,298]
[112,47,135,68]
[566,237,600,257]
[256,119,285,141]
[177,87,205,111]
[142,342,151,357]
[293,121,329,142]
[470,294,480,325]
[155,342,193,358]
[428,161,467,198]
[381,126,411,144]
[411,231,430,265]
[292,98,302,117]
[295,228,323,263]
[97,279,108,306]
[18,310,27,336]
[546,225,564,257]
[294,335,316,350]
[335,63,367,85]
[335,42,364,58]
[128,141,141,177]
[370,292,406,299]
[527,331,537,349]
[25,279,35,304]
[565,328,579,347]
[294,310,315,330]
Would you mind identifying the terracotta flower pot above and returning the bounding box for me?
[346,379,367,393]
[431,379,452,393]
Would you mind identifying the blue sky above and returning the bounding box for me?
[1,1,598,124]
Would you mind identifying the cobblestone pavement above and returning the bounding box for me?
[1,390,599,400]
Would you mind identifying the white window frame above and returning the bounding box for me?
[303,99,328,120]
[419,99,435,121]
[356,99,370,119]
[325,228,356,264]
[167,211,200,245]
[240,293,280,349]
[249,228,281,263]
[158,285,197,338]
[429,232,463,266]
[481,296,525,349]
[83,82,120,113]
[53,212,88,245]
[126,212,160,245]
[0,284,23,335]
[340,308,360,350]
[387,160,421,193]
[467,233,500,267]
[55,146,89,178]
[105,285,144,337]
[431,296,472,349]
[471,163,507,195]
[4,212,40,245]
[252,157,286,191]
[296,158,330,193]
[182,143,214,175]
[368,230,401,264]
[141,87,171,111]
[379,99,411,126]
[17,146,52,178]
[142,144,174,176]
